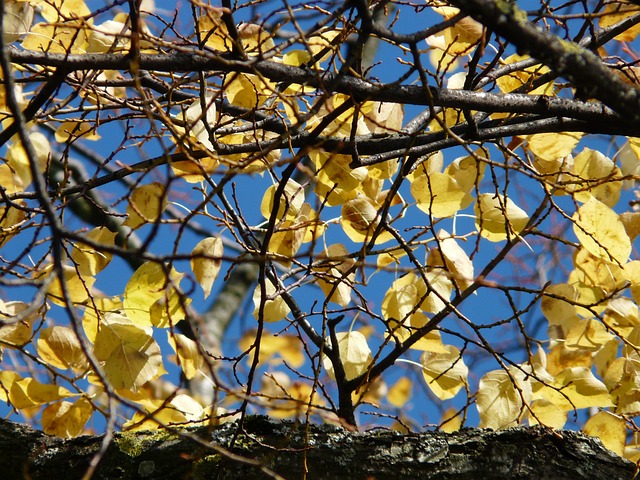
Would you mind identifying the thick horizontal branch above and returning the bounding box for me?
[1,417,634,479]
[450,0,640,123]
[8,49,626,124]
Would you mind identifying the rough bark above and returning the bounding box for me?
[1,416,635,479]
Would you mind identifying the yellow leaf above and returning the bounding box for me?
[341,196,392,244]
[6,132,50,187]
[22,22,88,54]
[124,394,205,430]
[546,344,592,376]
[427,7,482,58]
[411,171,473,218]
[42,397,93,438]
[53,120,99,143]
[315,244,356,307]
[440,407,463,432]
[0,301,37,347]
[37,326,88,372]
[599,2,640,42]
[525,132,582,162]
[496,54,554,95]
[191,236,223,299]
[572,197,631,264]
[571,148,622,207]
[444,151,486,192]
[3,0,34,43]
[584,411,626,456]
[167,332,204,380]
[85,20,128,53]
[475,193,529,242]
[39,0,90,22]
[552,367,613,410]
[0,201,27,248]
[528,399,567,429]
[70,226,116,276]
[477,367,531,429]
[420,345,468,400]
[387,377,412,408]
[5,374,75,409]
[324,331,372,381]
[123,182,168,229]
[93,318,164,390]
[564,318,615,352]
[82,296,122,342]
[572,247,626,294]
[252,279,291,322]
[260,179,305,221]
[42,265,96,307]
[239,330,305,368]
[123,262,186,328]
[428,230,474,290]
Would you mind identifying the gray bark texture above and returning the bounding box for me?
[0,416,635,479]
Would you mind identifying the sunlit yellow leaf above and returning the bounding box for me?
[3,0,34,43]
[315,244,356,307]
[4,374,75,409]
[421,345,468,400]
[572,248,626,295]
[477,367,531,429]
[583,411,626,456]
[93,318,164,390]
[0,201,27,248]
[191,236,223,299]
[324,331,372,381]
[552,367,613,410]
[565,318,615,352]
[123,182,168,229]
[573,197,631,264]
[70,227,116,276]
[260,179,305,221]
[123,262,186,328]
[124,393,205,430]
[37,326,88,372]
[475,193,529,242]
[411,171,473,218]
[546,344,593,376]
[42,265,96,307]
[440,407,463,432]
[528,399,567,429]
[427,7,482,62]
[86,20,128,53]
[0,301,37,347]
[6,132,50,187]
[39,0,91,22]
[599,2,640,42]
[604,356,640,413]
[311,151,367,206]
[239,330,305,368]
[167,332,204,380]
[496,54,554,95]
[570,148,622,207]
[388,377,412,408]
[42,397,93,438]
[252,279,290,322]
[82,296,123,343]
[22,22,88,54]
[428,230,474,290]
[341,196,392,244]
[524,132,582,162]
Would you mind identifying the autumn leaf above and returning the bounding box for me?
[191,236,223,299]
[420,345,468,400]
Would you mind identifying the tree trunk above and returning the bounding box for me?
[0,416,635,479]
